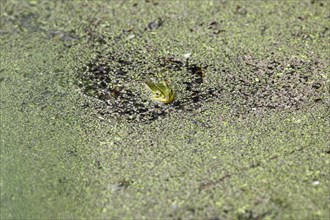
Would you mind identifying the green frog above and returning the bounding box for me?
[145,80,175,104]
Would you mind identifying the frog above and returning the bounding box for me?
[145,80,175,104]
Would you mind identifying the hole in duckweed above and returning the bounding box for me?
[77,48,327,122]
[78,53,218,123]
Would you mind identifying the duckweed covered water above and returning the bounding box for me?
[1,1,329,219]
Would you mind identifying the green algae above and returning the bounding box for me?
[1,0,329,219]
[0,36,95,218]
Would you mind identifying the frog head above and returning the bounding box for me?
[145,80,175,104]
